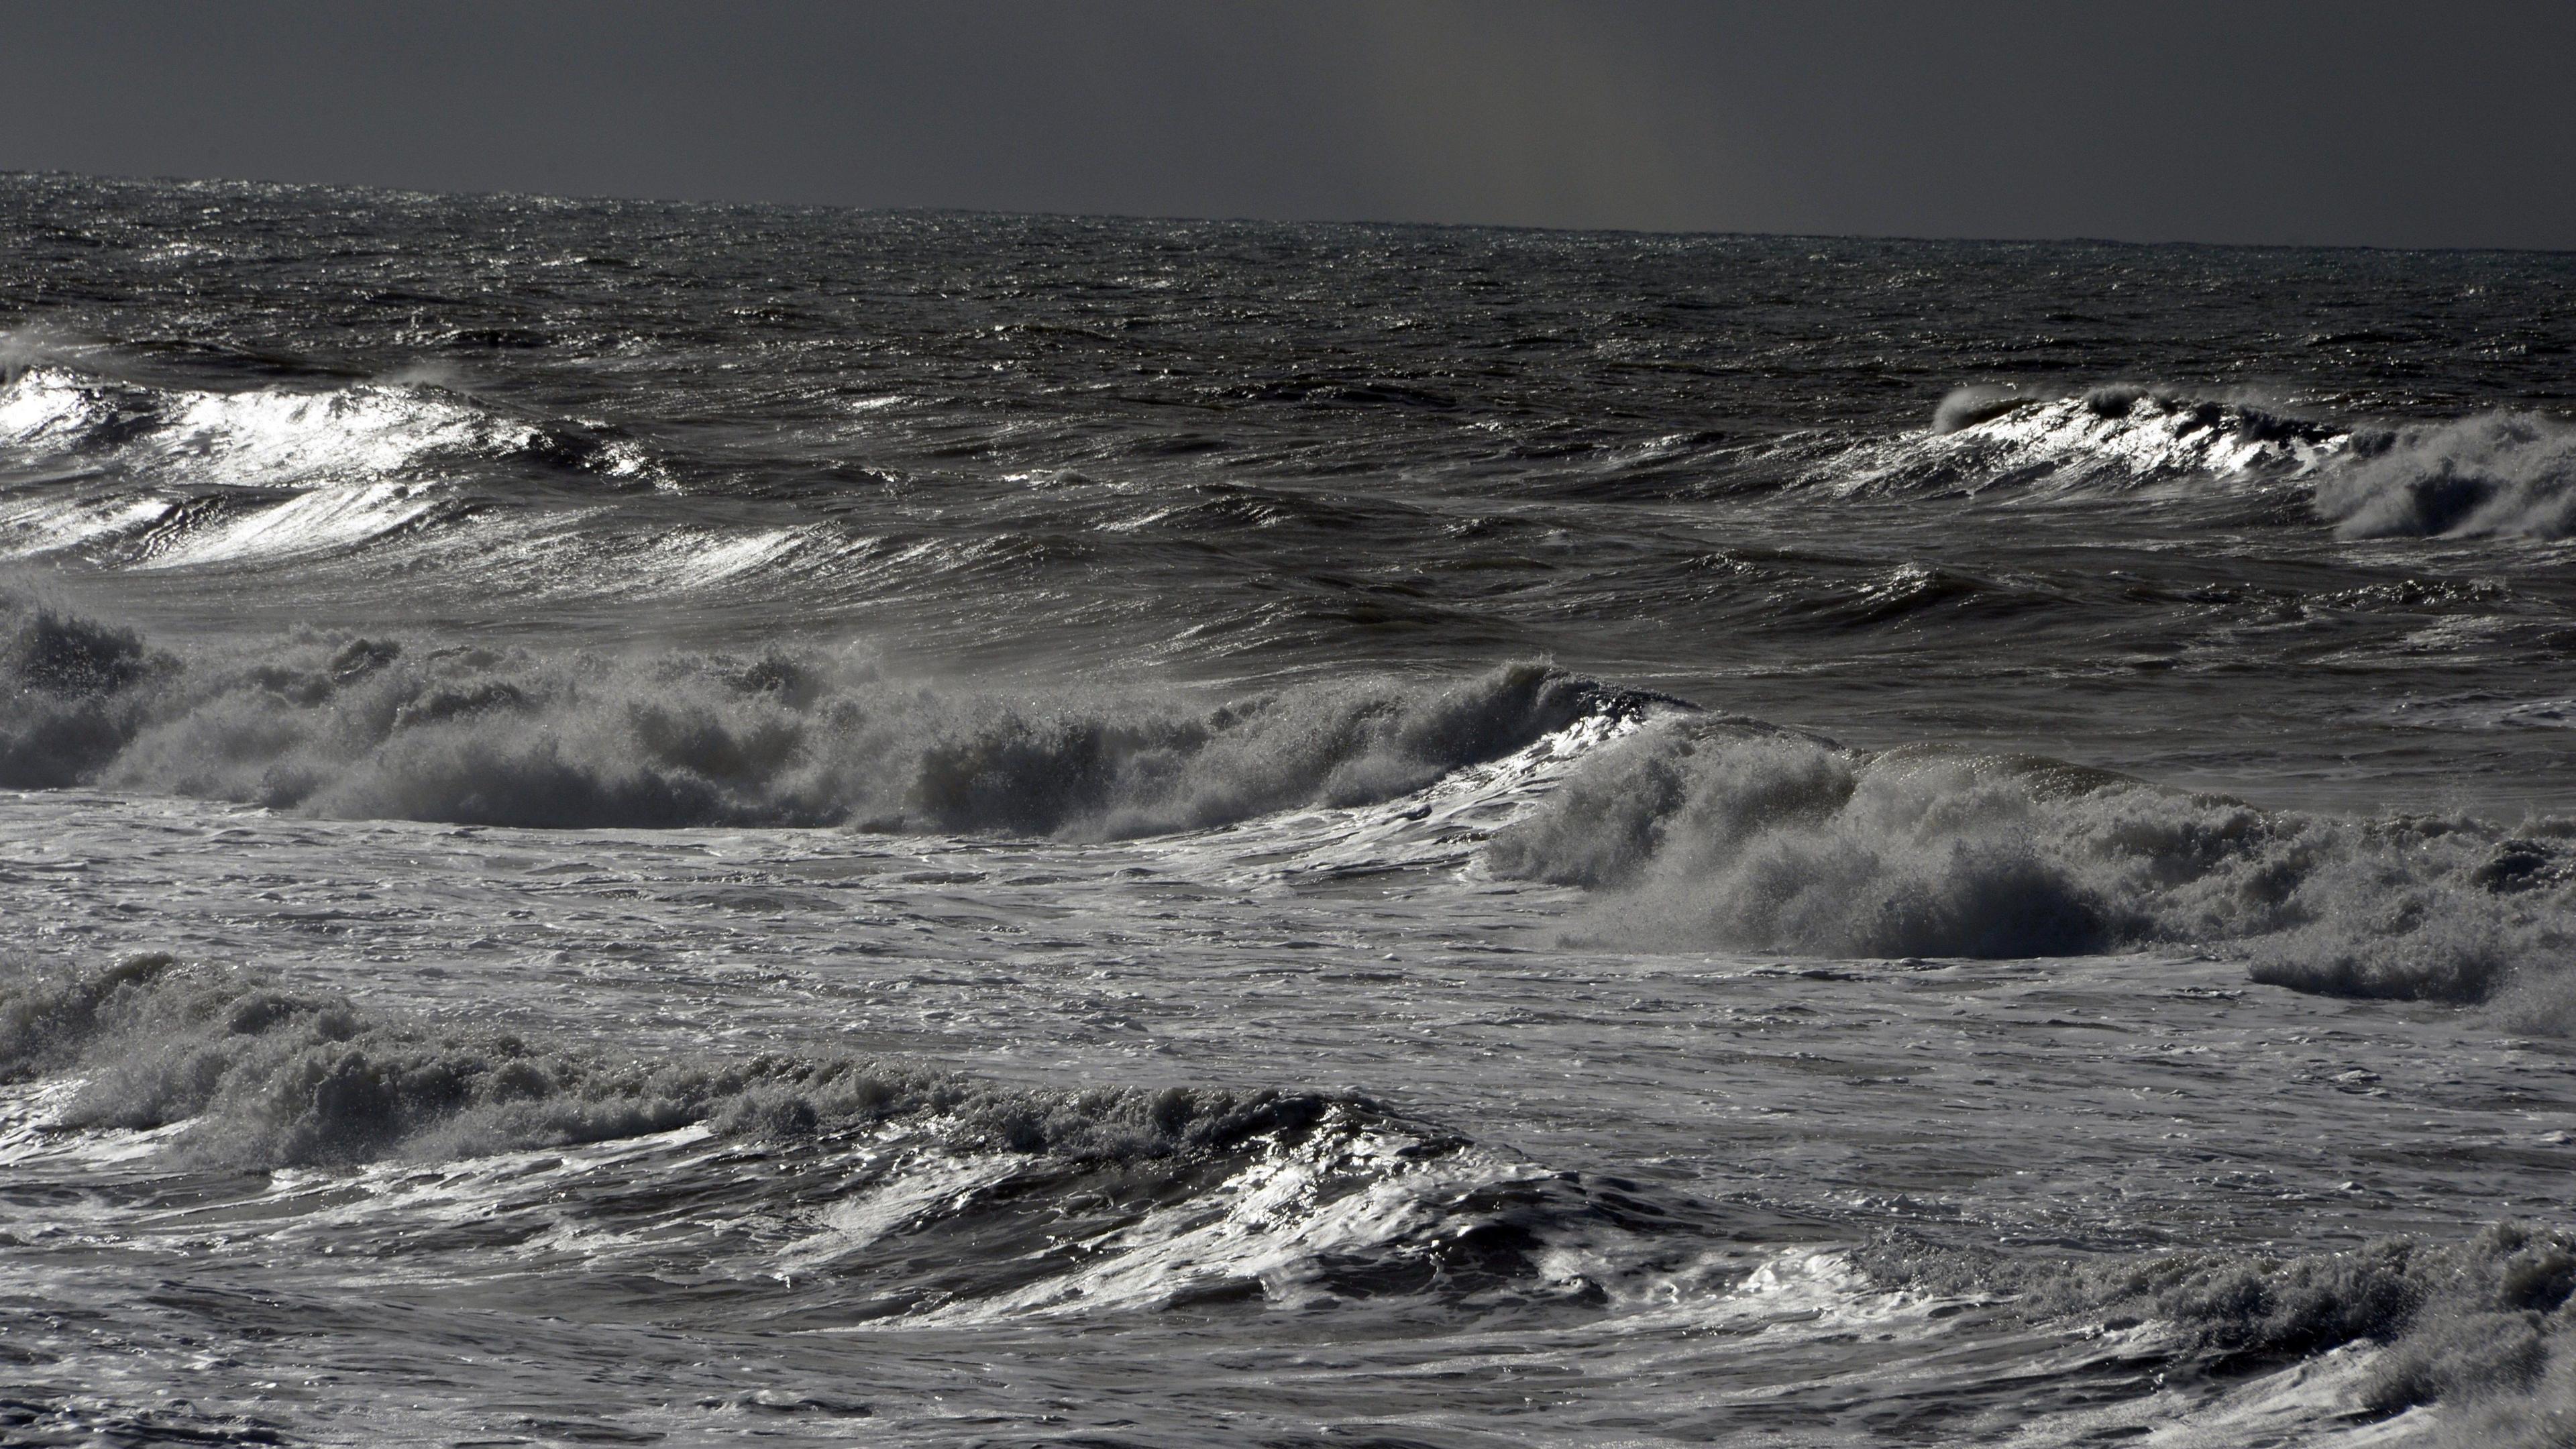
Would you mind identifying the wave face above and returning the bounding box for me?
[0,351,649,577]
[1487,714,2576,1004]
[0,593,1620,833]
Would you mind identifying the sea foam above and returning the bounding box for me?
[0,953,1381,1169]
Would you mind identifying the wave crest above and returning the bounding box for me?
[1818,385,2343,497]
[0,355,651,569]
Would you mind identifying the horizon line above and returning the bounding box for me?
[8,166,2571,261]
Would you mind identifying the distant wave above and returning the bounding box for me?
[0,592,1635,835]
[1485,714,2576,1010]
[1828,386,2576,547]
[1815,384,2344,497]
[2313,411,2576,539]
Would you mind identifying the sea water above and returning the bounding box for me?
[4,173,2575,1446]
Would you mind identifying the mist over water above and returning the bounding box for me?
[5,172,2576,1445]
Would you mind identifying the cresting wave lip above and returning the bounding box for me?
[1484,712,2576,1014]
[0,592,1646,836]
[0,352,655,569]
[0,362,541,489]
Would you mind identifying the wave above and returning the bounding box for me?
[129,481,456,568]
[1864,1222,2576,1442]
[0,954,1684,1318]
[0,593,1634,835]
[0,954,1381,1169]
[0,354,652,570]
[2313,411,2576,540]
[1815,385,2345,498]
[0,486,439,570]
[0,494,178,557]
[1830,386,2576,553]
[1484,714,2576,1008]
[0,363,570,490]
[14,949,2567,1416]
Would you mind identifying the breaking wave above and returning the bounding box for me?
[1817,384,2344,497]
[2314,411,2576,540]
[0,353,650,569]
[0,593,1630,835]
[1485,714,2576,1009]
[0,362,598,490]
[0,954,1683,1317]
[1835,386,2576,555]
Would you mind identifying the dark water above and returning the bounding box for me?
[3,172,2575,1446]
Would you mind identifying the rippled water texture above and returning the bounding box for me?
[4,174,2576,1446]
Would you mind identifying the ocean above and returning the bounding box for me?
[3,170,2574,1446]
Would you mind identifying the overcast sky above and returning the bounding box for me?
[6,1,2573,249]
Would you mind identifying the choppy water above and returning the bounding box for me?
[4,172,2576,1446]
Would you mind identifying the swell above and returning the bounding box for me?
[0,592,1634,835]
[1485,713,2576,1011]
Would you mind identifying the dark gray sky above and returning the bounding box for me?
[7,1,2573,249]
